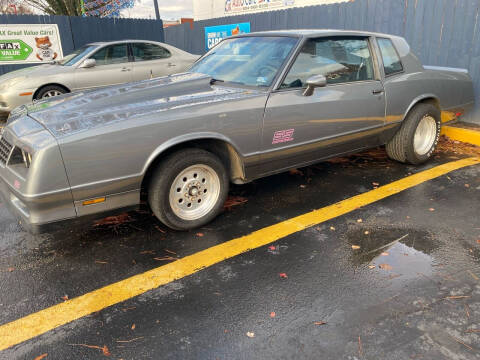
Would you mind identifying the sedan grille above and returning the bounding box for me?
[0,136,13,165]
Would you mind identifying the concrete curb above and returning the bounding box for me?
[441,125,480,147]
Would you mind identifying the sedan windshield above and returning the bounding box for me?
[58,45,98,66]
[190,36,298,87]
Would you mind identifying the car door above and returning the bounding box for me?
[261,36,386,174]
[74,43,133,90]
[131,42,177,81]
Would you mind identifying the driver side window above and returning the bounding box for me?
[89,44,129,66]
[282,37,375,88]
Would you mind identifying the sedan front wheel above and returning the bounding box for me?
[148,149,229,230]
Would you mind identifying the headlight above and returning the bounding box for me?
[9,146,33,169]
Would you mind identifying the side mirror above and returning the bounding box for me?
[303,75,327,96]
[80,58,96,69]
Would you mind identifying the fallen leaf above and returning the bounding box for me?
[7,267,14,272]
[270,312,276,318]
[153,256,177,262]
[364,231,369,235]
[246,332,255,338]
[101,345,111,356]
[131,324,136,330]
[379,264,393,270]
[154,225,166,233]
[268,245,276,251]
[300,185,307,189]
[465,184,470,188]
[279,273,288,279]
[429,208,435,212]
[368,265,376,269]
[140,250,155,255]
[351,245,361,250]
[314,321,327,326]
[381,252,389,256]
[95,260,108,264]
[357,219,363,223]
[196,233,204,237]
[477,239,480,244]
[444,295,470,300]
[61,295,69,301]
[34,354,48,360]
[289,169,304,176]
[330,226,336,231]
[94,213,132,227]
[223,196,248,209]
[69,344,111,357]
[372,182,380,186]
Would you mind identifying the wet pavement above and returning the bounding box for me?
[1,140,480,360]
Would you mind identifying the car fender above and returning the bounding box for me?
[402,93,440,121]
[142,132,244,176]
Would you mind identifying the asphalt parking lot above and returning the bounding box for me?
[1,136,479,360]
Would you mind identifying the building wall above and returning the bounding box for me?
[194,0,349,20]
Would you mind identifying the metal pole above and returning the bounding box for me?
[153,0,160,20]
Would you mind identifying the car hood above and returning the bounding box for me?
[0,63,72,82]
[15,72,264,139]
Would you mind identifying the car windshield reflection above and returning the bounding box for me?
[190,36,298,87]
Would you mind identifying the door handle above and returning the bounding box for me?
[372,89,384,95]
[167,63,176,67]
[121,67,131,72]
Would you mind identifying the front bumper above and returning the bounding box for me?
[0,171,77,234]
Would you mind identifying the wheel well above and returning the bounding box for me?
[405,97,440,120]
[140,139,246,201]
[33,83,70,100]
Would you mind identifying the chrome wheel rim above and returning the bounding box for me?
[41,90,62,98]
[169,164,220,221]
[413,115,437,155]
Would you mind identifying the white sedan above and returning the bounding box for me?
[0,40,199,118]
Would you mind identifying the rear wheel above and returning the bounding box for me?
[148,149,229,230]
[386,103,441,164]
[36,85,67,100]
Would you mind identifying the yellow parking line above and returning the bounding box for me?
[442,125,480,147]
[0,157,479,352]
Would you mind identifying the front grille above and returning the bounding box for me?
[0,136,13,165]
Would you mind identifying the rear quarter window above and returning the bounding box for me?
[377,38,403,76]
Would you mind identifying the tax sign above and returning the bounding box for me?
[0,24,63,64]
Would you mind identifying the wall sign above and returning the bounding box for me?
[0,24,63,64]
[204,22,251,51]
[225,0,295,14]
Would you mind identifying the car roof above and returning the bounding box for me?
[86,39,166,46]
[232,29,398,39]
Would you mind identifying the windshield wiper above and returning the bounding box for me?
[210,78,224,85]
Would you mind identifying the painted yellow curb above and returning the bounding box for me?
[442,125,480,147]
[0,157,479,352]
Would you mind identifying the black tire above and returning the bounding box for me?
[386,103,441,165]
[148,148,229,230]
[35,85,67,100]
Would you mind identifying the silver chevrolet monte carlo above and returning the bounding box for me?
[0,30,474,233]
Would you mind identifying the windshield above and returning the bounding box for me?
[190,36,298,87]
[58,45,98,66]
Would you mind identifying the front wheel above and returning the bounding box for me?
[386,103,441,165]
[148,149,229,230]
[36,85,67,100]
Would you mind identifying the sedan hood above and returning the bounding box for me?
[20,72,263,139]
